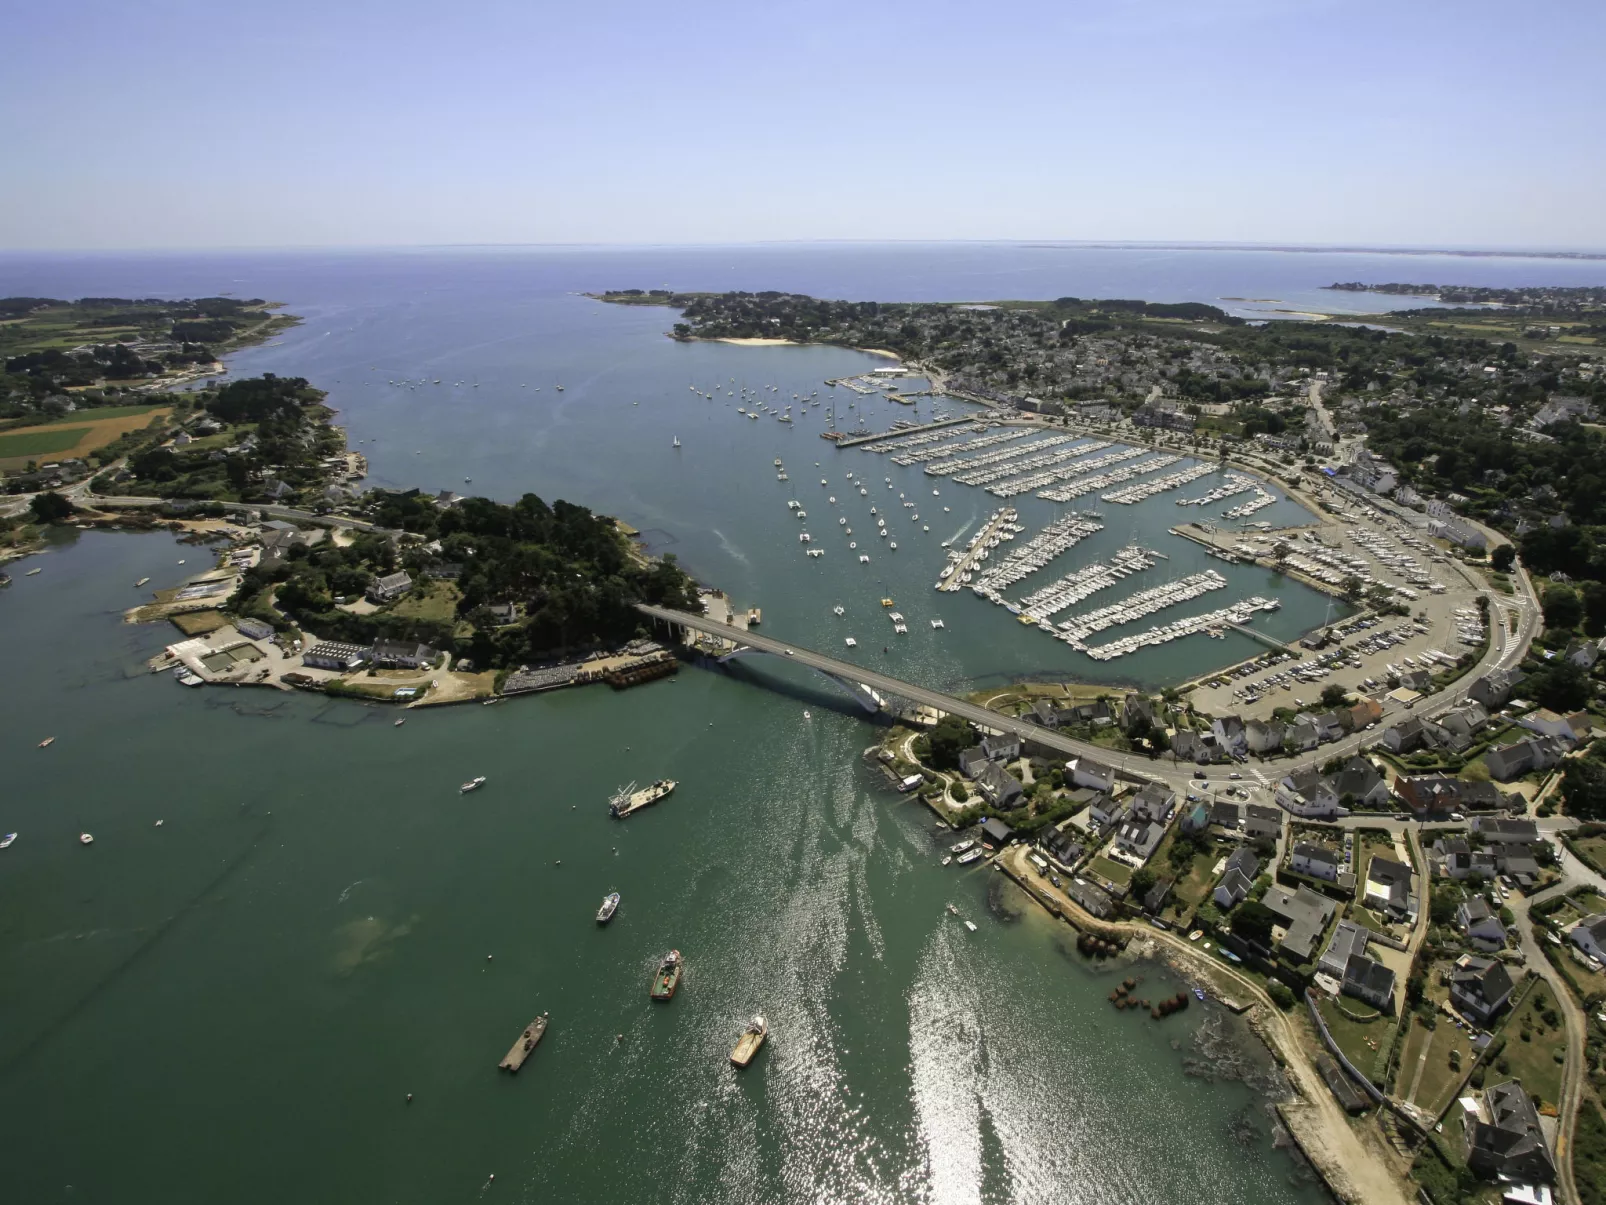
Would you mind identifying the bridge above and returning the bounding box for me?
[634,603,1166,781]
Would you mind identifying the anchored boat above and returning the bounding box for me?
[730,1016,767,1068]
[650,949,683,1000]
[609,779,676,818]
[460,776,486,794]
[596,892,621,924]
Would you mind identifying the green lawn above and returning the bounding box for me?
[388,579,460,624]
[0,426,91,458]
[1574,836,1606,876]
[1168,850,1219,914]
[1412,1021,1477,1116]
[1087,855,1132,887]
[1317,996,1394,1087]
[27,403,165,426]
[1493,983,1566,1108]
[1345,903,1388,934]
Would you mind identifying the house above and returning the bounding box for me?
[959,746,990,781]
[302,641,370,671]
[1030,699,1061,728]
[1469,669,1523,710]
[1067,757,1116,793]
[371,639,439,670]
[262,478,295,501]
[975,762,1024,808]
[1179,801,1210,834]
[1484,736,1566,782]
[1399,667,1433,693]
[1457,897,1507,951]
[980,817,1017,846]
[1433,836,1475,879]
[1332,757,1390,809]
[1382,716,1428,753]
[1287,715,1322,752]
[1313,711,1347,743]
[235,616,275,642]
[1364,857,1414,921]
[1342,954,1397,1011]
[1464,1080,1556,1185]
[1121,692,1156,734]
[1290,841,1341,882]
[1212,714,1247,758]
[1348,698,1384,730]
[366,570,414,604]
[1210,800,1242,830]
[1065,877,1114,918]
[1318,919,1371,979]
[1087,791,1121,829]
[1396,773,1518,817]
[1244,804,1282,841]
[1038,826,1084,867]
[1450,954,1515,1024]
[423,561,464,580]
[1129,782,1176,825]
[1569,913,1606,963]
[1115,816,1165,863]
[1170,729,1209,763]
[1245,718,1284,755]
[1317,1054,1371,1115]
[1517,708,1588,744]
[1261,884,1338,960]
[1436,701,1491,750]
[1564,638,1599,670]
[1471,818,1541,843]
[980,732,1022,762]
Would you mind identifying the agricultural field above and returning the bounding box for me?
[0,405,170,469]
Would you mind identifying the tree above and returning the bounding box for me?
[1581,579,1606,638]
[28,490,72,523]
[1129,868,1157,901]
[1560,757,1606,822]
[1490,544,1516,572]
[1527,661,1591,713]
[1266,980,1295,1009]
[926,715,977,772]
[1319,684,1349,709]
[1231,899,1276,943]
[1541,583,1583,632]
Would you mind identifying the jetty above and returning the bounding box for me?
[1101,461,1216,505]
[1014,545,1157,621]
[888,427,1023,465]
[1037,454,1179,502]
[951,437,1101,487]
[1176,473,1256,507]
[968,513,1104,595]
[925,434,1064,477]
[1224,488,1277,518]
[498,1015,549,1072]
[1054,571,1229,645]
[935,507,1023,592]
[835,416,977,448]
[1078,597,1281,660]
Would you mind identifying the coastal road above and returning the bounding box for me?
[1507,880,1589,1205]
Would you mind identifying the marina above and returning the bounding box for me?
[1013,545,1159,621]
[1036,453,1180,501]
[967,513,1104,595]
[950,437,1106,487]
[1053,570,1230,646]
[1078,596,1282,660]
[934,507,1022,592]
[1101,461,1217,505]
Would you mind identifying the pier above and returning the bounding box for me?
[969,513,1104,595]
[936,507,1022,592]
[1054,571,1229,645]
[887,427,1024,464]
[834,416,979,448]
[1037,454,1179,502]
[1101,461,1216,505]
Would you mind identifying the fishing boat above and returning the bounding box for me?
[956,848,983,865]
[950,839,976,855]
[0,833,16,849]
[940,855,952,866]
[650,949,683,1000]
[37,737,54,749]
[596,892,621,924]
[460,776,487,794]
[497,1013,549,1072]
[730,1016,768,1068]
[79,833,94,845]
[610,779,677,818]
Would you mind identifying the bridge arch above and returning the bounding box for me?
[715,646,884,713]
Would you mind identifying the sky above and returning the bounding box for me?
[1,0,1603,250]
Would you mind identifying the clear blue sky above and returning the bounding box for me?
[2,0,1602,250]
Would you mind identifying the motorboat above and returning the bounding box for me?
[461,776,487,794]
[79,833,94,845]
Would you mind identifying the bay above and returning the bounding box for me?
[8,243,1587,1203]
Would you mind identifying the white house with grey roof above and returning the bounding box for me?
[1570,913,1606,963]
